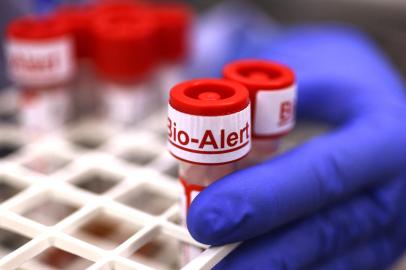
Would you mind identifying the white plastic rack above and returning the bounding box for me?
[0,103,328,270]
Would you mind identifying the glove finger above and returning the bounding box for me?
[187,115,406,244]
[211,177,405,270]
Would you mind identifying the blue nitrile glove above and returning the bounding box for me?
[33,0,88,15]
[187,25,406,270]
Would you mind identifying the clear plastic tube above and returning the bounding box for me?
[179,162,235,218]
[5,16,76,136]
[167,78,251,264]
[177,153,238,263]
[238,138,280,167]
[19,86,70,136]
[101,80,156,127]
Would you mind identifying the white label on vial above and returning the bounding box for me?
[254,84,296,136]
[20,88,69,134]
[168,105,251,164]
[103,82,153,126]
[5,37,75,87]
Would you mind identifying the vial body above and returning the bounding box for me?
[91,10,157,126]
[178,160,237,263]
[157,64,186,104]
[167,79,251,265]
[179,161,235,218]
[239,138,280,167]
[5,16,76,136]
[71,61,100,119]
[20,87,70,136]
[101,80,156,127]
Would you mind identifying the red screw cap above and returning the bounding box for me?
[6,15,75,88]
[93,0,149,14]
[55,5,94,59]
[7,16,70,41]
[153,3,194,63]
[91,10,156,83]
[168,79,251,165]
[169,78,250,116]
[223,59,295,92]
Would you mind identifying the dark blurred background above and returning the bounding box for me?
[195,0,406,77]
[2,0,406,89]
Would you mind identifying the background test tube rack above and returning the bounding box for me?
[0,88,329,270]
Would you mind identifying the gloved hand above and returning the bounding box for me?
[187,25,406,270]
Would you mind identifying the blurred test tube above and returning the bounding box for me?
[152,2,194,103]
[91,4,157,127]
[5,15,76,136]
[55,4,99,119]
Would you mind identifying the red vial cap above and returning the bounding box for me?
[93,0,149,15]
[153,3,193,62]
[92,10,156,82]
[55,5,93,59]
[223,59,295,92]
[169,79,250,116]
[7,16,70,41]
